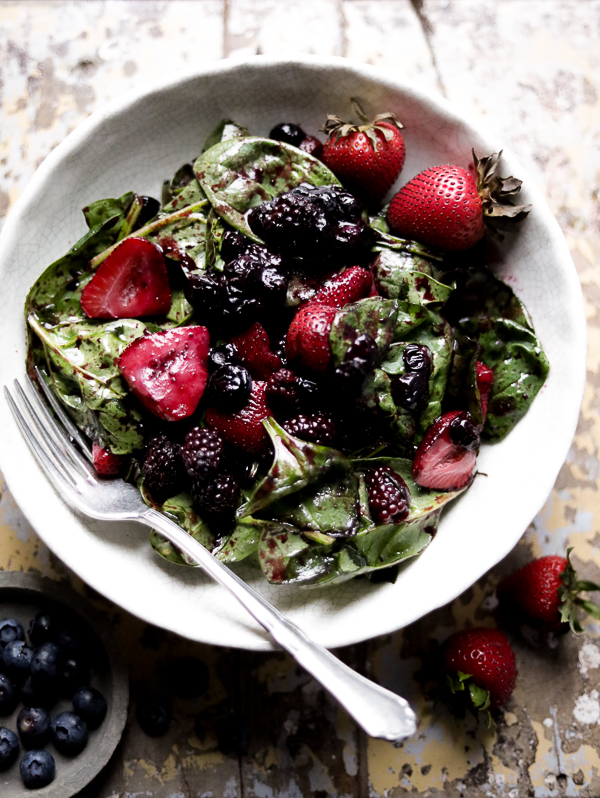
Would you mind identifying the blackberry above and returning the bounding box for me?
[220,230,281,267]
[449,413,480,451]
[247,183,372,264]
[208,343,240,372]
[192,474,240,521]
[265,369,300,417]
[283,413,337,446]
[269,122,307,147]
[206,363,253,412]
[222,254,287,325]
[181,427,225,482]
[404,343,432,375]
[186,270,225,322]
[391,371,429,413]
[143,434,186,503]
[364,466,411,526]
[335,334,379,392]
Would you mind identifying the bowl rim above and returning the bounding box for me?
[0,54,587,650]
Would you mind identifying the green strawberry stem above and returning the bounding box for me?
[559,547,600,633]
[446,671,492,724]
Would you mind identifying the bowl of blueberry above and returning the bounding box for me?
[0,572,128,794]
[0,55,586,650]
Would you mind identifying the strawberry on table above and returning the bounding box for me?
[229,322,282,381]
[387,151,530,251]
[443,627,517,711]
[312,265,373,309]
[118,326,210,421]
[412,410,479,491]
[81,238,171,319]
[92,443,125,477]
[205,381,272,454]
[497,549,600,634]
[286,303,337,373]
[321,102,405,204]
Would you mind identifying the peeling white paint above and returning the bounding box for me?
[573,690,600,724]
[578,642,600,677]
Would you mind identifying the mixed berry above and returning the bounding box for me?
[26,105,549,585]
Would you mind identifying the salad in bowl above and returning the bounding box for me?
[24,107,548,588]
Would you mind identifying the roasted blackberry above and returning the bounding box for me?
[269,122,307,147]
[449,413,480,451]
[220,230,282,267]
[404,343,432,375]
[247,183,372,264]
[335,334,379,392]
[206,364,253,412]
[222,253,287,326]
[391,371,429,413]
[364,466,411,526]
[265,369,300,417]
[143,434,186,503]
[186,270,225,322]
[283,413,337,446]
[192,474,240,520]
[181,427,225,482]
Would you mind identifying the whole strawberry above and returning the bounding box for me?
[497,549,600,633]
[443,627,517,711]
[387,151,530,251]
[321,102,405,204]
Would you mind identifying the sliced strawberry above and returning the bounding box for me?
[286,303,337,373]
[312,265,373,309]
[476,361,494,422]
[81,238,171,320]
[230,322,282,380]
[205,381,272,454]
[412,410,478,491]
[118,326,210,421]
[92,443,125,477]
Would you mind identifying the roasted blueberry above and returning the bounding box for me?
[334,333,379,391]
[269,122,307,147]
[391,371,430,413]
[0,618,24,650]
[208,343,240,372]
[30,642,63,690]
[17,707,51,750]
[137,695,171,737]
[28,612,59,647]
[3,640,33,683]
[135,195,161,229]
[20,749,55,789]
[186,271,225,322]
[51,711,88,756]
[449,413,480,451]
[72,686,107,730]
[166,657,209,699]
[206,364,253,412]
[403,343,432,375]
[0,673,18,716]
[0,726,19,772]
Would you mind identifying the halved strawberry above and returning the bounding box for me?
[286,303,337,373]
[205,381,272,454]
[92,443,125,477]
[476,361,494,423]
[230,322,282,380]
[118,326,210,421]
[413,410,478,491]
[312,265,373,308]
[81,237,171,320]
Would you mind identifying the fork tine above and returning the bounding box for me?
[4,386,82,497]
[34,367,93,463]
[23,375,97,482]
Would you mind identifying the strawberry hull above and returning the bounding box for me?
[118,327,210,422]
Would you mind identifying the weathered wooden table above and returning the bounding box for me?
[1,2,599,795]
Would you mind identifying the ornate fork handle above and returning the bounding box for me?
[142,508,416,742]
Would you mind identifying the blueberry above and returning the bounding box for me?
[0,673,18,716]
[72,686,107,730]
[20,676,57,709]
[30,642,63,691]
[51,711,88,756]
[166,657,209,699]
[61,655,91,697]
[137,695,171,737]
[135,195,161,229]
[0,618,24,650]
[20,750,55,789]
[28,612,59,647]
[269,122,307,147]
[16,707,51,750]
[3,640,33,684]
[56,628,83,658]
[0,726,19,772]
[206,364,252,412]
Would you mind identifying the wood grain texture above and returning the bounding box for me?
[1,1,600,796]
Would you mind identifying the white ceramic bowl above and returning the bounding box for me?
[0,55,585,651]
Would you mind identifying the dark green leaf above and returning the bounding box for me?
[329,297,398,367]
[371,249,452,305]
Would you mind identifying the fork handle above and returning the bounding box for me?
[141,508,416,742]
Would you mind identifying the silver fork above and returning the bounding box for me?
[4,371,417,743]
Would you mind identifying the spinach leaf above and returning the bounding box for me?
[329,297,398,367]
[258,526,333,585]
[372,249,452,305]
[357,368,415,453]
[194,136,340,241]
[146,490,215,566]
